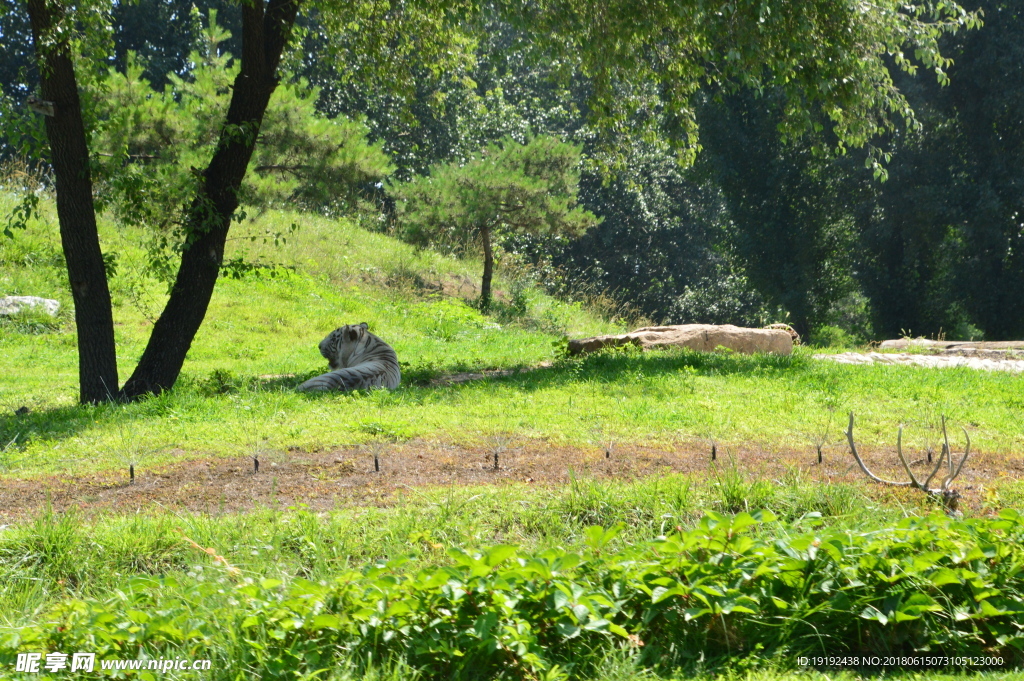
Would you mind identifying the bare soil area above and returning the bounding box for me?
[2,438,1020,522]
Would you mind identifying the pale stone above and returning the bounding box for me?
[879,338,1024,351]
[0,296,60,316]
[816,352,1024,373]
[568,324,793,356]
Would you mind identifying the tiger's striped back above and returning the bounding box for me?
[296,323,401,392]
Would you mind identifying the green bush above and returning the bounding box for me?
[810,325,858,349]
[3,511,1022,679]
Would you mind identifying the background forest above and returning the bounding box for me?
[5,3,1024,677]
[2,0,1021,345]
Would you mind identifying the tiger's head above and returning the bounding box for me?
[319,322,370,370]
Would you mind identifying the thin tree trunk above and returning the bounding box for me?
[119,0,300,399]
[480,221,494,312]
[26,0,118,404]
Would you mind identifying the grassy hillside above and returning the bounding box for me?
[2,194,1023,479]
[0,196,619,396]
[2,193,1024,679]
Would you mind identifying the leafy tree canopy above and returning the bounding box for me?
[91,15,391,228]
[502,0,979,175]
[1,0,977,402]
[394,135,597,310]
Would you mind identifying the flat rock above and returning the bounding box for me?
[879,338,1024,352]
[816,351,1024,373]
[0,296,60,316]
[568,324,793,356]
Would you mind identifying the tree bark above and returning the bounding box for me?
[480,221,494,312]
[26,0,119,404]
[119,0,300,399]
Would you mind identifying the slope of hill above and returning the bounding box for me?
[3,194,1024,679]
[2,193,1023,480]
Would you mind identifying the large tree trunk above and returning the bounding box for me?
[479,221,494,312]
[119,0,300,399]
[26,0,119,404]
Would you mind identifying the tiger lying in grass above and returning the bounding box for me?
[296,323,401,392]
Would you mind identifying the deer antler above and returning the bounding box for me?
[845,412,913,487]
[846,412,970,514]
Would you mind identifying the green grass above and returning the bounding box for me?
[3,192,1024,679]
[4,501,1024,679]
[0,472,900,622]
[3,340,1023,477]
[2,193,1023,478]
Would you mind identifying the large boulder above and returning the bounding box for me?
[0,296,60,316]
[568,324,793,356]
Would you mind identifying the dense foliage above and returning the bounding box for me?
[393,135,596,310]
[1,0,1011,403]
[853,0,1024,340]
[320,3,1024,344]
[91,17,391,237]
[3,511,1022,678]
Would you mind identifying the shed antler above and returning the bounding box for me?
[845,412,970,514]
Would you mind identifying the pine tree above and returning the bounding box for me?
[394,136,597,310]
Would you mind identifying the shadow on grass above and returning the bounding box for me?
[293,347,811,398]
[0,404,97,458]
[0,369,319,455]
[0,349,813,450]
[487,346,812,392]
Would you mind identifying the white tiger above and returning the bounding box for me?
[296,323,401,392]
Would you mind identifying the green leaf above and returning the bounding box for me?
[584,523,624,549]
[929,568,963,587]
[484,544,517,567]
[683,607,713,621]
[978,599,1015,617]
[651,586,682,604]
[719,602,757,615]
[859,605,888,625]
[310,614,342,629]
[608,623,629,638]
[555,621,581,639]
[895,593,942,621]
[729,509,761,532]
[473,612,499,638]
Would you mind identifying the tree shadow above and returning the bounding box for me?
[0,400,139,459]
[1,349,810,450]
[252,372,314,392]
[0,369,317,453]
[472,347,811,393]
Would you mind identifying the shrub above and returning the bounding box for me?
[810,325,858,349]
[3,511,1022,679]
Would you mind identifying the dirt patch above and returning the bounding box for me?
[1,438,1019,522]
